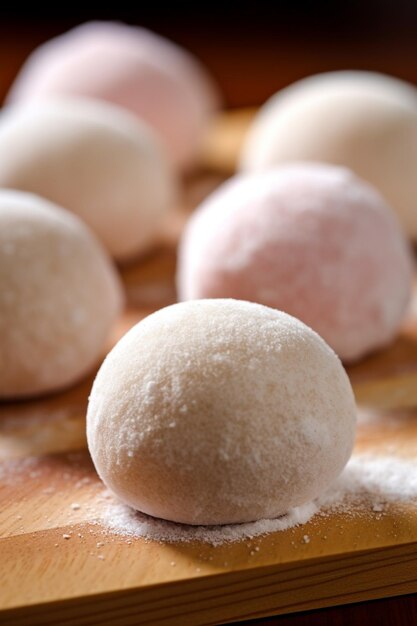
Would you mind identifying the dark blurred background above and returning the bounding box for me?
[1,1,417,107]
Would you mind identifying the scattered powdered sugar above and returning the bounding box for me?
[100,497,318,547]
[320,455,417,505]
[98,455,417,546]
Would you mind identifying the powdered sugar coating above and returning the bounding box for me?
[6,21,219,170]
[178,164,413,361]
[240,71,417,239]
[0,98,176,261]
[0,190,123,398]
[87,299,356,525]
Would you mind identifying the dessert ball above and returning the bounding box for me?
[0,190,123,399]
[87,299,356,525]
[178,164,413,362]
[240,71,417,238]
[7,21,220,170]
[0,98,176,262]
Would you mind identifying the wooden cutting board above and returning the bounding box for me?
[1,111,417,626]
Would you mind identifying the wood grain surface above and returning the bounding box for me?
[1,112,417,626]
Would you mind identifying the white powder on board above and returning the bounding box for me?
[98,455,417,546]
[2,451,416,547]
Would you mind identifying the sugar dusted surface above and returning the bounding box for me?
[96,454,417,545]
[1,450,415,547]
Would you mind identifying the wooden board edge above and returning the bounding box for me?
[1,540,416,625]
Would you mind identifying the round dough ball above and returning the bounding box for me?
[0,190,123,399]
[87,299,356,525]
[240,71,417,238]
[178,164,413,362]
[0,98,176,262]
[6,21,220,171]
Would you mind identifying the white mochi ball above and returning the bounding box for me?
[0,190,123,399]
[240,71,417,238]
[87,299,356,525]
[0,98,177,261]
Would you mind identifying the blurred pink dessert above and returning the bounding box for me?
[178,163,413,361]
[240,71,417,239]
[6,21,220,170]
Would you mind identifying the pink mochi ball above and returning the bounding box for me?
[6,21,220,171]
[178,163,413,362]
